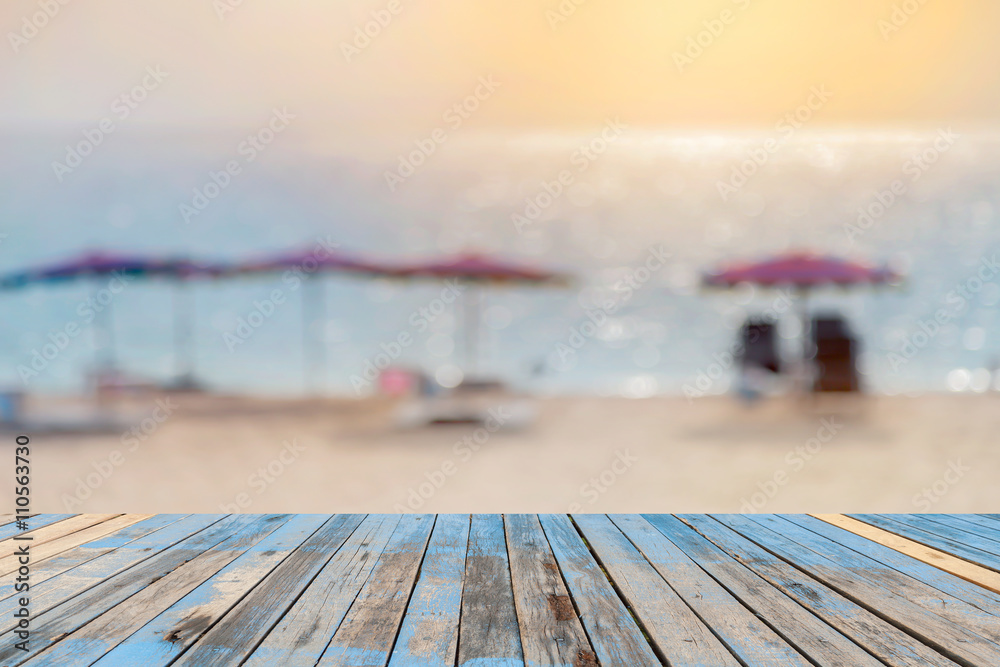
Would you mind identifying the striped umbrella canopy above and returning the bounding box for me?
[703,252,897,288]
[0,251,226,289]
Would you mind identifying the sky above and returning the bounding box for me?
[2,0,999,155]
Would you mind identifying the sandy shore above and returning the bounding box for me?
[4,393,998,514]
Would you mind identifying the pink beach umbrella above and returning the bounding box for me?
[384,252,571,379]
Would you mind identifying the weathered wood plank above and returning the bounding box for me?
[0,514,76,542]
[916,514,1000,549]
[0,514,278,665]
[713,514,1000,666]
[0,514,117,553]
[0,514,151,576]
[173,513,368,667]
[574,514,740,666]
[0,515,187,603]
[664,514,942,667]
[504,514,596,667]
[388,514,470,667]
[538,513,660,666]
[0,514,225,633]
[240,515,398,667]
[88,515,332,666]
[788,515,1000,615]
[610,514,811,667]
[23,515,297,666]
[741,514,1000,645]
[852,514,1000,572]
[888,514,1000,557]
[456,514,524,667]
[317,514,435,666]
[813,514,1000,596]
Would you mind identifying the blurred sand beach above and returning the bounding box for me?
[9,392,997,515]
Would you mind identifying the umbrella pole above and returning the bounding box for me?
[302,275,325,395]
[796,287,811,395]
[92,279,116,373]
[463,284,480,378]
[173,281,195,383]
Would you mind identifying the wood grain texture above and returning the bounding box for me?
[539,513,660,666]
[852,514,1000,572]
[610,514,811,667]
[389,514,470,667]
[0,514,76,542]
[456,514,524,667]
[504,513,596,667]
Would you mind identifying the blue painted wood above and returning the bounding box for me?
[917,514,1000,548]
[740,514,1000,645]
[666,515,954,667]
[0,513,76,541]
[389,514,470,667]
[0,514,187,604]
[713,514,1000,666]
[853,514,1000,572]
[609,514,811,666]
[785,515,1000,616]
[539,513,660,666]
[575,514,740,666]
[456,514,523,667]
[239,515,397,666]
[0,514,225,633]
[318,515,435,667]
[89,515,332,667]
[0,515,288,665]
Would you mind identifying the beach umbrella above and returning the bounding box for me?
[384,252,571,380]
[222,246,390,393]
[703,251,899,388]
[0,252,225,385]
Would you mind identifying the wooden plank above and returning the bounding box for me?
[23,515,299,666]
[177,513,369,666]
[852,514,1000,572]
[0,514,151,576]
[240,515,398,667]
[0,514,283,665]
[919,514,1000,548]
[741,514,1000,645]
[316,515,435,666]
[573,514,740,666]
[787,515,1000,615]
[538,513,660,666]
[610,514,811,667]
[887,514,1000,556]
[85,515,332,666]
[0,514,226,633]
[0,514,113,551]
[503,514,596,667]
[388,514,470,667]
[0,514,76,542]
[456,514,524,667]
[664,515,949,667]
[812,514,1000,596]
[0,515,187,603]
[713,514,1000,666]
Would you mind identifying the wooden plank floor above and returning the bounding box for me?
[2,515,999,666]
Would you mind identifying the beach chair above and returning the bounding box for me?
[811,315,860,392]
